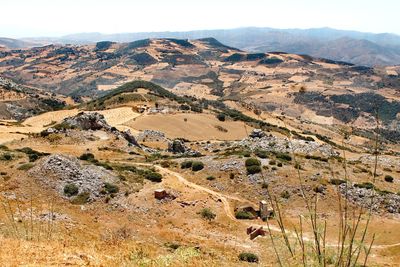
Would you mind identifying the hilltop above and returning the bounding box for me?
[22,27,400,66]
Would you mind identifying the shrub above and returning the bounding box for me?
[238,252,259,263]
[191,161,204,171]
[216,113,226,121]
[235,211,255,219]
[354,182,375,190]
[246,165,261,175]
[206,176,215,181]
[17,163,34,170]
[255,149,268,159]
[200,208,216,221]
[79,153,95,161]
[269,160,276,165]
[145,171,163,182]
[277,162,283,167]
[71,192,90,205]
[16,147,49,162]
[329,179,346,185]
[0,153,13,161]
[294,163,302,170]
[384,175,394,183]
[104,182,119,194]
[276,152,292,161]
[281,190,290,199]
[245,158,261,167]
[180,161,193,169]
[64,184,79,197]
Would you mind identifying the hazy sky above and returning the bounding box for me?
[2,0,399,38]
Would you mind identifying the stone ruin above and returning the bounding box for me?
[43,112,141,147]
[247,226,267,240]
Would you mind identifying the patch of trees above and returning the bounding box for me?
[130,52,157,65]
[165,38,194,48]
[95,41,114,51]
[259,57,283,65]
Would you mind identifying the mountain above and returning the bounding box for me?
[22,27,400,66]
[0,37,39,49]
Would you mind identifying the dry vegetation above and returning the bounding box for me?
[0,38,399,266]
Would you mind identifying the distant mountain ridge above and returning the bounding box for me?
[8,27,400,66]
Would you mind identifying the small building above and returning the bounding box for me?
[154,189,167,200]
[259,200,274,220]
[247,226,267,240]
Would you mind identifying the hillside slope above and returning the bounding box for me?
[1,38,399,133]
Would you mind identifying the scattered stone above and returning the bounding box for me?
[137,130,166,142]
[339,183,400,213]
[29,154,117,201]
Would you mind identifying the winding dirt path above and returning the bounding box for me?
[133,163,400,250]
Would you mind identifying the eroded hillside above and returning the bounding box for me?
[0,38,399,138]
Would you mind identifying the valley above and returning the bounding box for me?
[0,37,399,266]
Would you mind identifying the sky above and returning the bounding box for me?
[1,0,399,38]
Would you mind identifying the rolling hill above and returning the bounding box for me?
[22,27,400,66]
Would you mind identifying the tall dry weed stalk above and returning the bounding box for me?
[262,114,380,266]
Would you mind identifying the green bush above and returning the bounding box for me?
[64,184,79,197]
[238,252,259,263]
[145,171,163,182]
[191,161,204,171]
[329,179,346,185]
[384,175,394,183]
[16,147,49,162]
[71,192,90,205]
[255,149,268,159]
[104,182,119,194]
[235,211,255,219]
[276,152,292,161]
[281,190,290,199]
[180,161,193,169]
[269,160,276,165]
[245,158,261,167]
[246,165,261,175]
[17,163,34,171]
[355,182,375,190]
[216,113,226,121]
[79,153,95,161]
[206,176,216,181]
[200,208,216,221]
[0,153,13,161]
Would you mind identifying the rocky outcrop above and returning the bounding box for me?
[29,154,117,200]
[167,139,201,157]
[168,139,186,154]
[137,130,167,142]
[249,129,266,139]
[63,112,111,131]
[44,112,140,147]
[339,183,400,213]
[239,135,338,157]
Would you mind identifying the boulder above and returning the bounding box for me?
[168,139,186,154]
[249,129,266,139]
